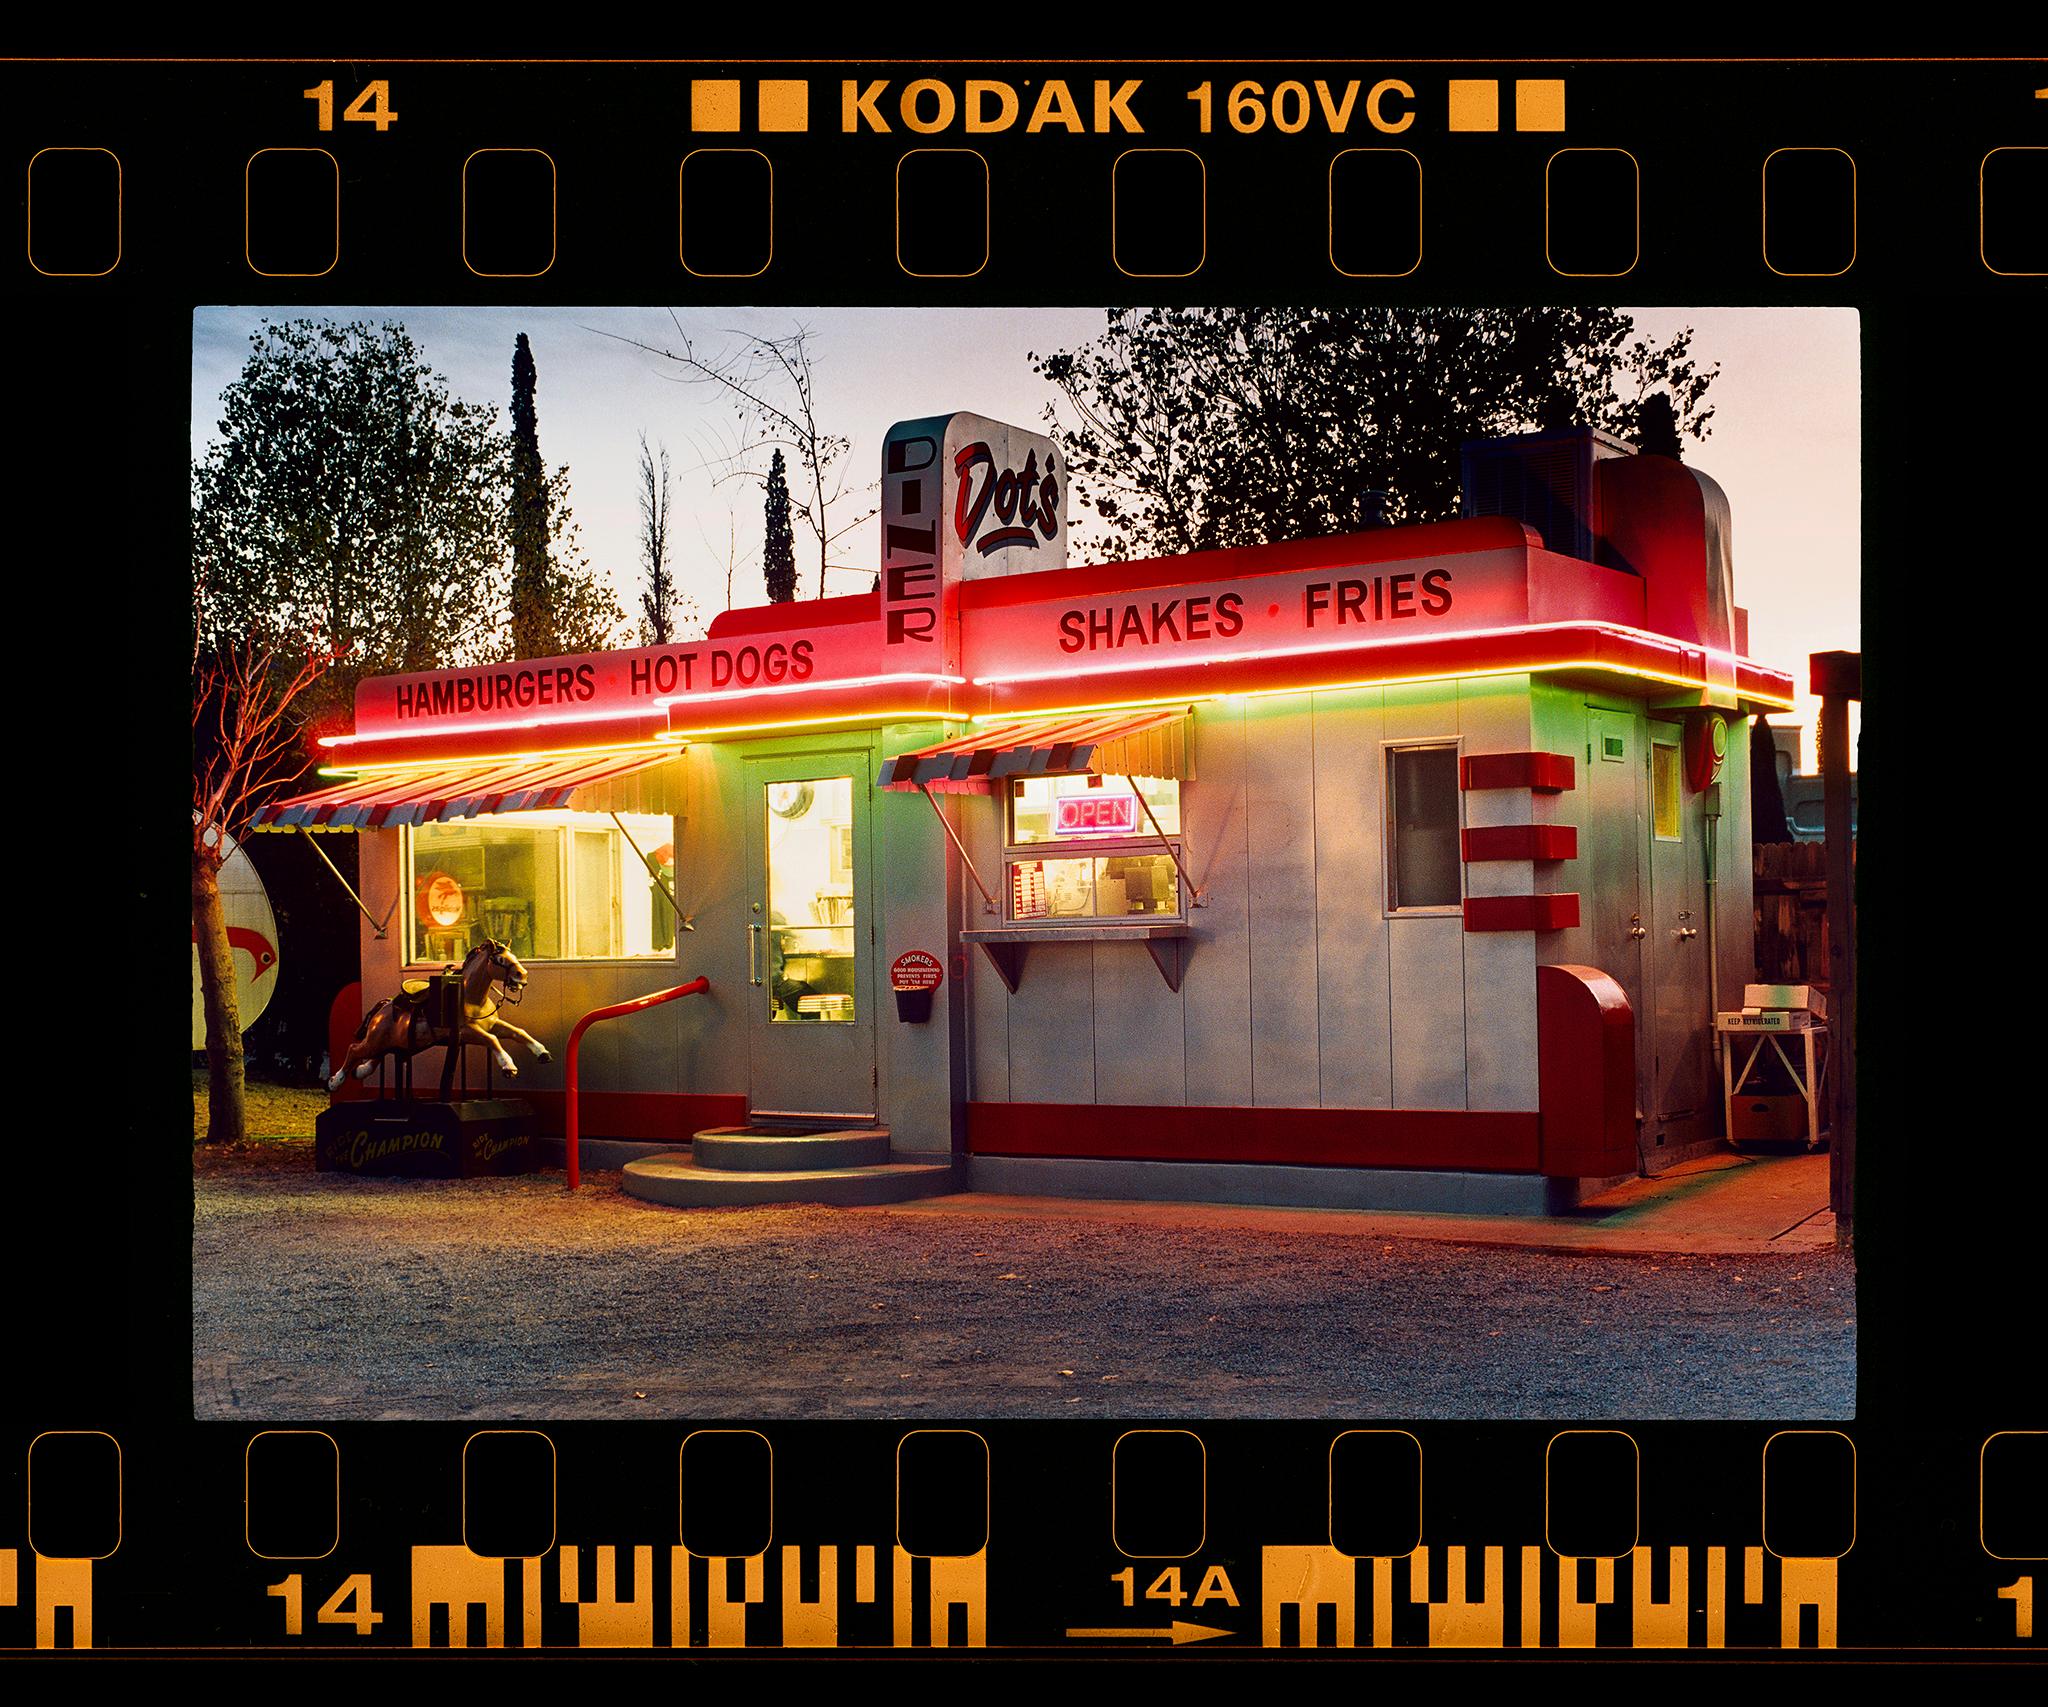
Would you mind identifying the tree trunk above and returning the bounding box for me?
[193,854,247,1146]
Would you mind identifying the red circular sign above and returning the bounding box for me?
[416,871,466,929]
[890,950,943,992]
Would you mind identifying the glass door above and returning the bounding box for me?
[743,754,876,1119]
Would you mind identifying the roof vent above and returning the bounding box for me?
[1460,427,1634,562]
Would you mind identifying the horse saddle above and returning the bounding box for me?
[397,969,464,1026]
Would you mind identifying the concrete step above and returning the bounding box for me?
[622,1151,960,1208]
[691,1126,891,1172]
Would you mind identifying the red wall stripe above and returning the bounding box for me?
[1461,751,1576,792]
[968,1102,1540,1172]
[1461,824,1578,862]
[514,1089,748,1142]
[323,1066,745,1143]
[1463,893,1582,932]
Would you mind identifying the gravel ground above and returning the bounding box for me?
[193,1145,1856,1421]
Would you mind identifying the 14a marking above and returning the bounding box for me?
[267,1573,385,1636]
[303,81,398,132]
[1111,1565,1240,1607]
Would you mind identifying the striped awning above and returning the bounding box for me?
[879,710,1191,794]
[252,750,683,831]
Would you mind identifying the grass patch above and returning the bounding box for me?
[192,1071,328,1142]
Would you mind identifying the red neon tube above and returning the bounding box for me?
[563,977,709,1190]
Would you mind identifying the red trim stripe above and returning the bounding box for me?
[1463,894,1581,932]
[1462,824,1578,862]
[967,1101,1539,1171]
[1460,751,1576,793]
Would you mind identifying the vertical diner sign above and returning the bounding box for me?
[880,411,1067,678]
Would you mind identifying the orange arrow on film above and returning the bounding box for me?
[1064,1621,1232,1645]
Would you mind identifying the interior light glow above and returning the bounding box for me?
[663,709,975,740]
[316,739,681,778]
[967,658,1795,724]
[320,706,665,749]
[968,619,1778,689]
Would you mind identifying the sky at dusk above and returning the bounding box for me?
[192,304,1859,766]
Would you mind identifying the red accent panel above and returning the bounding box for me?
[1537,964,1637,1177]
[1595,454,1728,654]
[1463,894,1581,932]
[326,982,367,1104]
[1809,650,1861,700]
[515,1089,748,1142]
[1461,824,1578,862]
[967,1102,1540,1172]
[1460,751,1576,793]
[708,590,878,637]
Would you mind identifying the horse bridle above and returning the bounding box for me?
[470,941,527,1007]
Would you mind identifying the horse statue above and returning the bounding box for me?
[329,938,552,1093]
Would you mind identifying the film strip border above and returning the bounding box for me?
[5,1425,2042,1651]
[9,65,2046,284]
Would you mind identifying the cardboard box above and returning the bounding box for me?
[1744,983,1827,1019]
[1730,1092,1814,1143]
[1718,1009,1818,1031]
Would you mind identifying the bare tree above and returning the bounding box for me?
[637,431,678,644]
[611,318,876,597]
[698,510,756,616]
[193,578,336,1146]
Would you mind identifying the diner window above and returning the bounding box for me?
[1385,743,1462,912]
[405,811,675,965]
[1652,742,1682,841]
[1004,774,1183,923]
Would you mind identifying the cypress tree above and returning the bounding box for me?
[763,448,797,603]
[509,333,554,656]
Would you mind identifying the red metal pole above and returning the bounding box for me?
[564,977,709,1190]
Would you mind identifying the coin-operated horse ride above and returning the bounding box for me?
[314,939,547,1178]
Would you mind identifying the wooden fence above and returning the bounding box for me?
[1753,840,1850,988]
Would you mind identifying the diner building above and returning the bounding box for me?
[260,412,1794,1214]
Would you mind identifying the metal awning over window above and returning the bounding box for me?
[252,749,683,831]
[878,710,1191,794]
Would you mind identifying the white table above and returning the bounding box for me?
[1718,1016,1830,1151]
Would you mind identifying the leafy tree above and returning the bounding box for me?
[191,320,511,719]
[1032,307,1719,560]
[763,449,797,603]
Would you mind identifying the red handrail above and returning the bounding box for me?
[564,977,710,1189]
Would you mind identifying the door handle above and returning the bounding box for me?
[749,923,764,986]
[1628,914,1648,941]
[1673,927,1699,941]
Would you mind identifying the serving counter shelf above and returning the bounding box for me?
[961,922,1191,993]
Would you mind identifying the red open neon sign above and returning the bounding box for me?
[1054,794,1137,836]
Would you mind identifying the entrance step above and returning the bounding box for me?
[691,1125,891,1172]
[622,1151,959,1208]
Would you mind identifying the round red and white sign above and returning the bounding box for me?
[890,950,943,992]
[191,823,280,1050]
[416,871,466,929]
